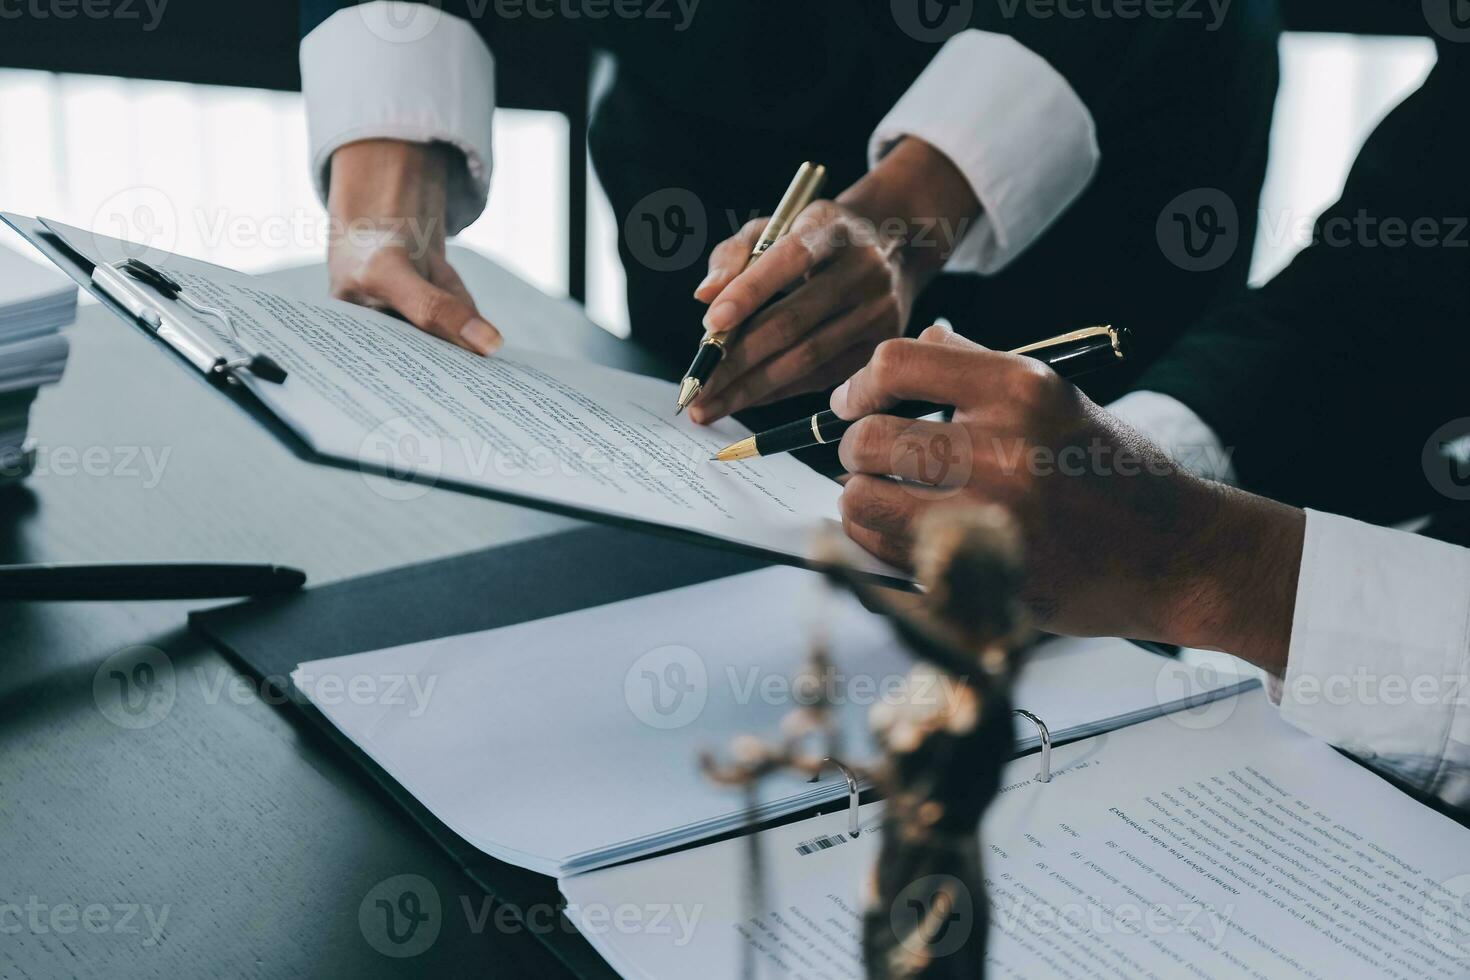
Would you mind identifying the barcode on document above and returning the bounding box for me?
[795,833,849,856]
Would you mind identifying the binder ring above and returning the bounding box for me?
[818,756,862,837]
[1012,709,1053,783]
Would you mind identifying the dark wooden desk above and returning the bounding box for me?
[0,246,656,978]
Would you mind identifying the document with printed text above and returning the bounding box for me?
[19,217,869,571]
[561,693,1470,980]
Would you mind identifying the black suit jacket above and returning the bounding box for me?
[1137,46,1470,524]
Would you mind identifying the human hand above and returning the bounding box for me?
[832,326,1304,670]
[687,137,978,424]
[326,139,501,355]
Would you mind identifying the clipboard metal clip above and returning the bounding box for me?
[91,258,287,385]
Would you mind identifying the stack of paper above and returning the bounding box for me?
[0,243,74,480]
[563,693,1470,980]
[292,566,1256,877]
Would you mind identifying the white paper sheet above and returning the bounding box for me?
[561,692,1470,980]
[291,566,1253,876]
[36,218,865,570]
[0,236,76,342]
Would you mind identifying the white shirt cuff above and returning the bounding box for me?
[869,30,1099,275]
[1278,510,1470,808]
[300,1,495,235]
[1106,390,1237,484]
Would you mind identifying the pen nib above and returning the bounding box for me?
[675,377,701,414]
[710,437,759,463]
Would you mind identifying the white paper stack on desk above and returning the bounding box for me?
[563,693,1470,980]
[291,566,1256,877]
[0,243,75,480]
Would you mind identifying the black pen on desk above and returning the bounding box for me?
[675,161,828,415]
[0,562,307,601]
[710,325,1127,462]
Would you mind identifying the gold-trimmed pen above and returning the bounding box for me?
[675,162,828,414]
[710,325,1126,462]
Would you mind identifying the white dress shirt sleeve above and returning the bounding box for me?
[1108,393,1470,809]
[869,30,1099,276]
[1278,510,1470,810]
[1106,390,1238,484]
[299,1,496,235]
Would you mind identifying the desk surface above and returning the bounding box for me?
[0,247,659,978]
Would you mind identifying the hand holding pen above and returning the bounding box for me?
[756,323,1161,580]
[712,324,1125,461]
[682,139,981,423]
[677,162,828,414]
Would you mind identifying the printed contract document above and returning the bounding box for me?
[18,217,864,570]
[562,693,1470,979]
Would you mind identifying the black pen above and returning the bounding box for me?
[675,162,828,414]
[710,325,1126,462]
[0,562,307,600]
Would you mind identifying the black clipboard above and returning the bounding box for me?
[190,524,771,979]
[1,212,896,586]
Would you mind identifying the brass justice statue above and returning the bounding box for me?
[702,507,1032,979]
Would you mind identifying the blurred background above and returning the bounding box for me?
[0,10,1442,337]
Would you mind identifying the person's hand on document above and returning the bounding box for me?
[831,325,1304,667]
[326,139,503,356]
[686,137,978,425]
